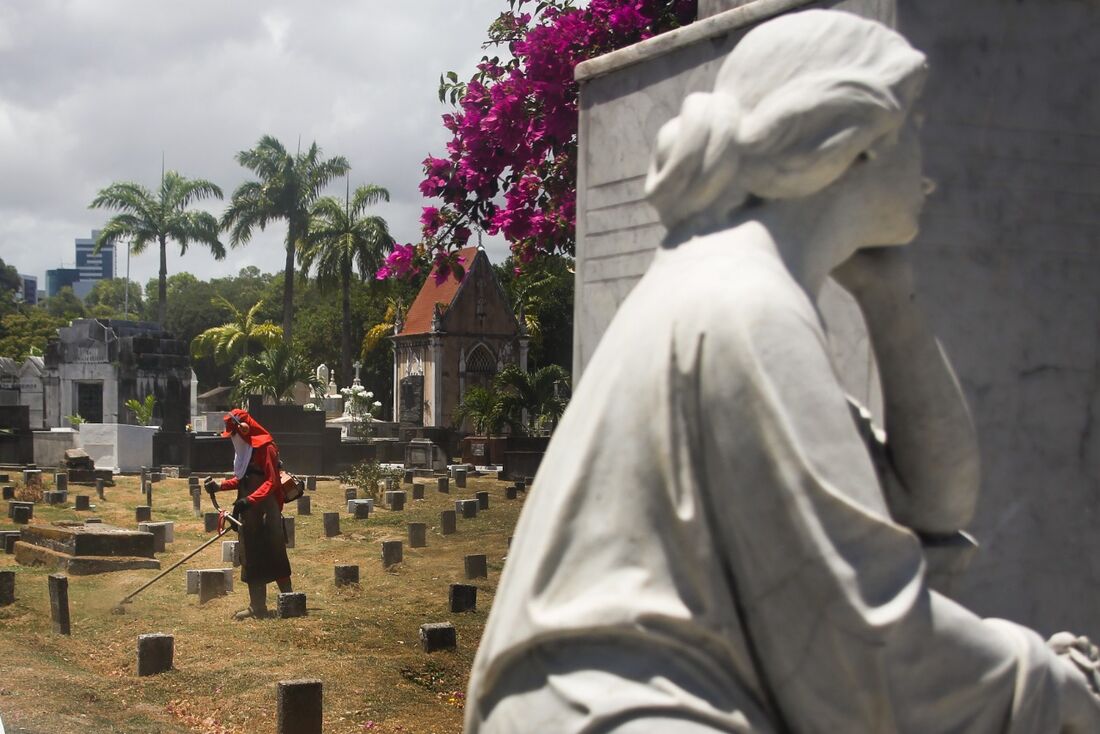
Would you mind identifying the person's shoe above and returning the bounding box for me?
[232,606,270,620]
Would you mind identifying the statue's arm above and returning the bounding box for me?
[832,247,980,534]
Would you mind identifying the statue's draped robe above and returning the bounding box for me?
[466,240,1080,733]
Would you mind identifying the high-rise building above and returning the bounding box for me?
[46,268,81,298]
[74,230,113,299]
[18,274,37,305]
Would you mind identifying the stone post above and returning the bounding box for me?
[277,679,323,734]
[95,478,105,500]
[137,633,174,676]
[49,574,70,635]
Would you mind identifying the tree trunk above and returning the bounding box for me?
[341,264,352,388]
[282,229,296,344]
[158,236,168,325]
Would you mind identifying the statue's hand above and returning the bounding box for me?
[831,246,915,305]
[1049,632,1100,697]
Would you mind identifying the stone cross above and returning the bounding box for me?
[352,360,362,386]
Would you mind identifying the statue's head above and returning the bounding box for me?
[646,10,928,243]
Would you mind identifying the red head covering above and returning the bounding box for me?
[220,408,274,449]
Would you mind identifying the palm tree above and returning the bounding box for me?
[190,296,283,364]
[90,171,224,325]
[300,182,392,387]
[495,364,571,433]
[221,135,350,343]
[361,296,408,358]
[232,343,323,405]
[453,385,509,436]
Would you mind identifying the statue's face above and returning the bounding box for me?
[851,115,926,247]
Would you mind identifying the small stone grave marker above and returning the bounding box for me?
[306,475,317,492]
[391,491,406,511]
[440,510,456,535]
[137,633,174,676]
[95,478,105,500]
[1,531,19,554]
[403,470,414,484]
[456,499,478,519]
[186,568,233,594]
[454,469,467,489]
[135,505,152,523]
[7,500,32,519]
[138,523,167,553]
[344,487,357,501]
[55,473,68,492]
[322,512,340,537]
[449,583,477,612]
[506,486,518,500]
[277,592,307,618]
[283,516,295,549]
[476,491,490,509]
[408,523,427,548]
[277,679,322,734]
[334,564,359,586]
[419,622,457,652]
[412,482,425,500]
[0,570,14,606]
[297,495,311,515]
[74,495,90,511]
[49,573,70,635]
[381,540,403,568]
[12,505,31,524]
[198,569,227,603]
[203,512,219,533]
[222,540,241,566]
[465,554,488,579]
[1,486,13,500]
[436,477,449,494]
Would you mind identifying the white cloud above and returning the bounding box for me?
[0,0,513,288]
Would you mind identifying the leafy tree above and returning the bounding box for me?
[84,278,144,320]
[382,0,693,280]
[45,287,86,321]
[0,309,66,361]
[125,394,157,426]
[190,297,283,364]
[232,343,323,405]
[300,182,392,387]
[495,363,570,433]
[89,170,225,325]
[453,385,509,436]
[493,253,574,370]
[222,135,350,343]
[0,256,22,318]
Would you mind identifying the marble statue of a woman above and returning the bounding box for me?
[464,10,1100,733]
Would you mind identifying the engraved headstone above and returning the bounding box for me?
[136,633,174,676]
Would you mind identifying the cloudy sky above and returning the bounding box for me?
[0,0,513,290]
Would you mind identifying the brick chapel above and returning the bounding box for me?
[391,246,527,427]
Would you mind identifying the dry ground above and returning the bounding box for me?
[0,471,523,733]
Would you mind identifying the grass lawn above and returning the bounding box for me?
[0,471,522,733]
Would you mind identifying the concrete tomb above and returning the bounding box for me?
[465,554,488,580]
[419,622,457,652]
[381,540,403,568]
[136,633,174,676]
[15,522,158,574]
[334,564,359,586]
[450,583,477,612]
[277,591,307,618]
[276,679,323,734]
[440,510,457,535]
[408,522,427,548]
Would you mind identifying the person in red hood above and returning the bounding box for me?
[203,408,292,620]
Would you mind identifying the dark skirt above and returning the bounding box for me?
[236,478,291,585]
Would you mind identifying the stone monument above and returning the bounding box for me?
[464,11,1100,732]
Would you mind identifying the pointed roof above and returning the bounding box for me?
[397,246,481,336]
